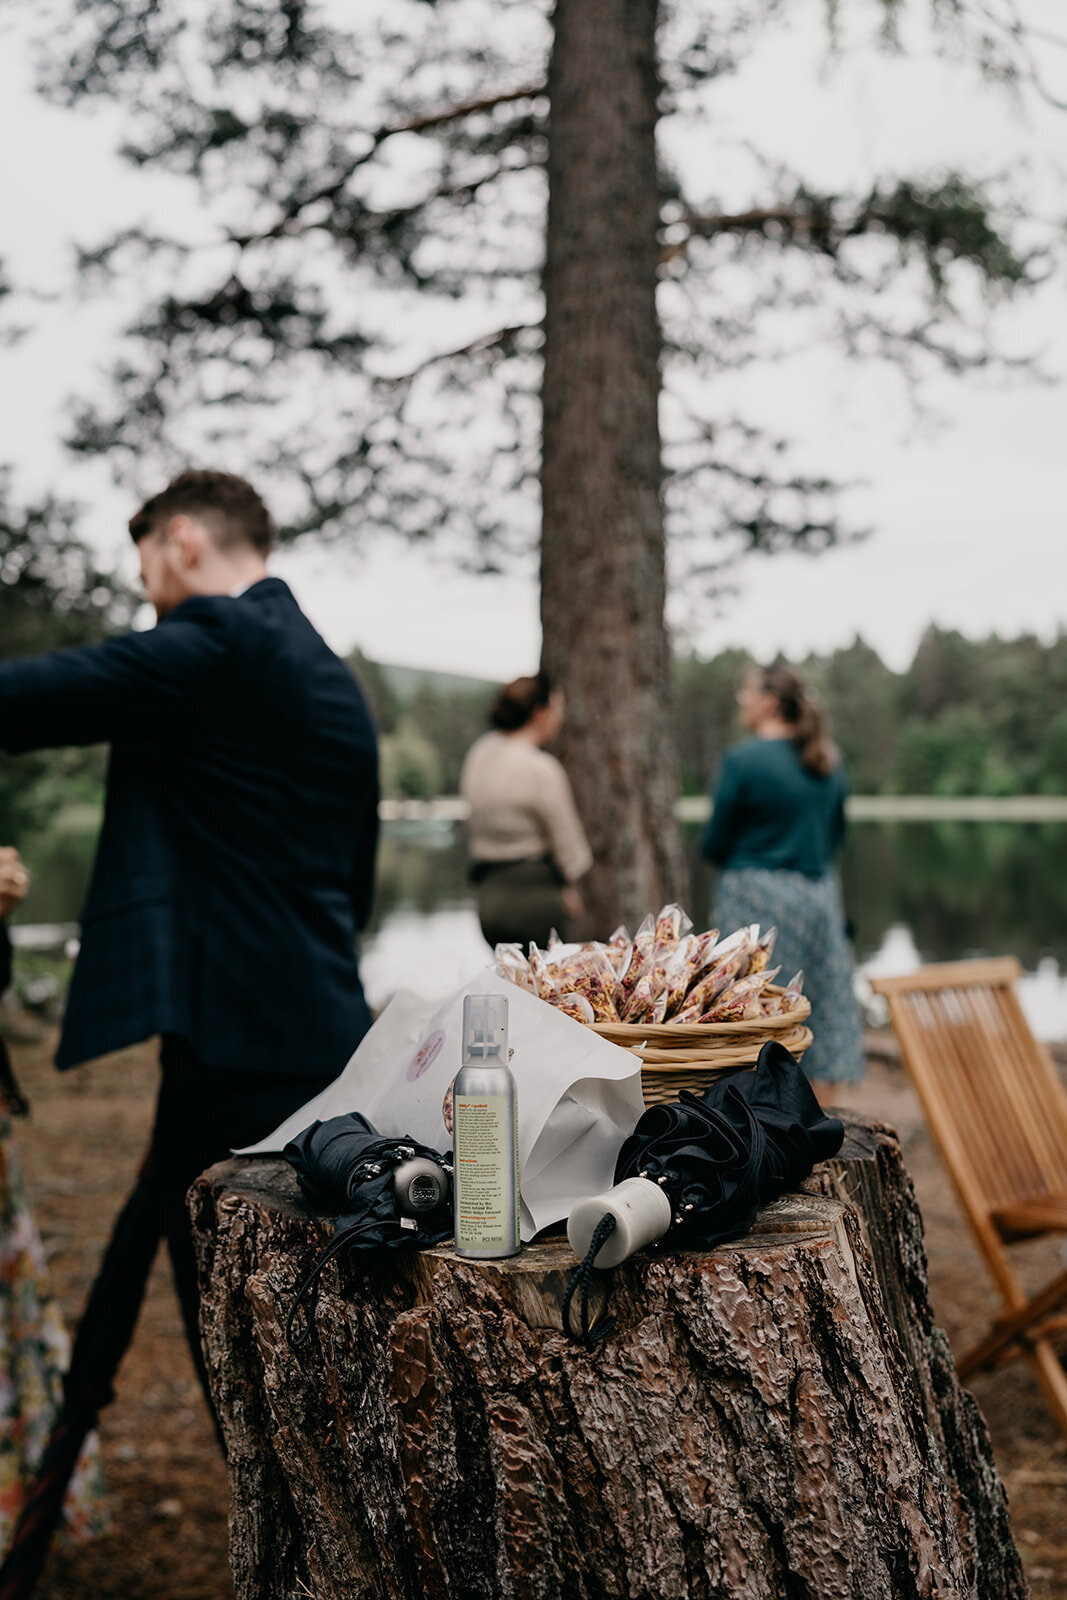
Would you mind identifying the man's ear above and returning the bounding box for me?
[165,514,206,570]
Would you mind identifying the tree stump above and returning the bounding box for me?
[190,1114,1026,1600]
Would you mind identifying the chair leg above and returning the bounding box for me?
[957,1264,1067,1380]
[1029,1339,1067,1439]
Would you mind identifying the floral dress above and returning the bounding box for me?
[0,1113,107,1555]
[713,867,865,1084]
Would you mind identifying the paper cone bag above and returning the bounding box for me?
[242,968,645,1240]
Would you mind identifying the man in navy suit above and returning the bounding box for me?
[0,470,379,1403]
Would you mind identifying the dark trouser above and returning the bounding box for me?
[151,1035,334,1426]
[474,857,568,950]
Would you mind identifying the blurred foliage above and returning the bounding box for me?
[405,682,490,792]
[673,625,1067,799]
[379,717,444,799]
[360,622,1067,803]
[0,474,135,847]
[347,652,491,793]
[349,649,401,736]
[9,804,102,924]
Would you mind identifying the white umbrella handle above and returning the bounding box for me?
[567,1177,672,1268]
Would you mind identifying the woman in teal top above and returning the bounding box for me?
[702,663,864,1097]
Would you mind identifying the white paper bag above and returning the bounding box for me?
[242,968,646,1240]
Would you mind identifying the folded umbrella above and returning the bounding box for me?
[283,1112,453,1348]
[616,1037,844,1242]
[564,1042,844,1344]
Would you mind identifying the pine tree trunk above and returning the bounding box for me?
[190,1117,1026,1600]
[540,0,685,933]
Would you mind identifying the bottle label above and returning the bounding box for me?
[454,1094,517,1250]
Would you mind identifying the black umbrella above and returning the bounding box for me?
[283,1113,453,1349]
[563,1042,844,1345]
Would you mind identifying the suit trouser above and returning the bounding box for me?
[150,1035,334,1426]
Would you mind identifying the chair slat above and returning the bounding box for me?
[886,979,1067,1207]
[872,957,1022,996]
[938,986,1055,1198]
[901,988,1023,1205]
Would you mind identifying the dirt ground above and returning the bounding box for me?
[4,1023,1066,1600]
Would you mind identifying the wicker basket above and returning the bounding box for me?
[589,986,813,1107]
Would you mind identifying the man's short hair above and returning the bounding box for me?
[129,470,276,556]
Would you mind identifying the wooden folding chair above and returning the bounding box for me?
[870,958,1067,1434]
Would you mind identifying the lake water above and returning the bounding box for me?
[10,817,1067,1039]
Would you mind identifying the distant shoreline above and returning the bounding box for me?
[380,794,1067,825]
[21,792,1067,843]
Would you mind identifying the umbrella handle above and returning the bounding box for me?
[567,1178,672,1269]
[561,1213,618,1349]
[562,1180,674,1351]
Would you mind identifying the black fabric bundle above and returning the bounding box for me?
[614,1040,845,1251]
[283,1112,453,1347]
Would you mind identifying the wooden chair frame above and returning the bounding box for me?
[870,958,1067,1434]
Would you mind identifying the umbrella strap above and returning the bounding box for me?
[562,1213,618,1350]
[285,1221,385,1351]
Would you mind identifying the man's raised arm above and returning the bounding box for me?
[0,602,227,754]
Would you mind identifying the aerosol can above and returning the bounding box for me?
[452,994,520,1259]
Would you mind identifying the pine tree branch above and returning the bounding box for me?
[382,324,539,390]
[319,160,544,264]
[661,206,808,262]
[229,83,547,249]
[956,0,1067,109]
[661,178,1035,291]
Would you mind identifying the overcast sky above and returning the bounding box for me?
[2,3,1065,681]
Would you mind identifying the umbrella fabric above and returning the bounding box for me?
[614,1040,844,1251]
[709,1039,845,1201]
[283,1113,452,1348]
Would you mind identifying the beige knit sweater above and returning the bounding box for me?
[459,731,593,884]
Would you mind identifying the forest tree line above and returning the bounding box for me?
[355,627,1067,803]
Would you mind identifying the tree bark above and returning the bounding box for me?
[809,1114,1025,1600]
[540,0,685,933]
[191,1119,1025,1600]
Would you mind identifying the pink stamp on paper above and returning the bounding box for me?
[407,1029,446,1082]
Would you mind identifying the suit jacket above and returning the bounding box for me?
[0,578,378,1078]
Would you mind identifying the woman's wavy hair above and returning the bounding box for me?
[489,671,553,732]
[757,662,839,777]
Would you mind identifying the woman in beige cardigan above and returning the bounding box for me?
[460,673,592,950]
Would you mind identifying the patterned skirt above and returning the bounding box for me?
[713,867,865,1084]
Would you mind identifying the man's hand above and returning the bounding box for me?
[0,848,30,919]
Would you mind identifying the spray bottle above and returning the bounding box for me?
[452,994,519,1259]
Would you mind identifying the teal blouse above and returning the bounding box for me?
[701,737,847,880]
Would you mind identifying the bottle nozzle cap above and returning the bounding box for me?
[462,994,509,1062]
